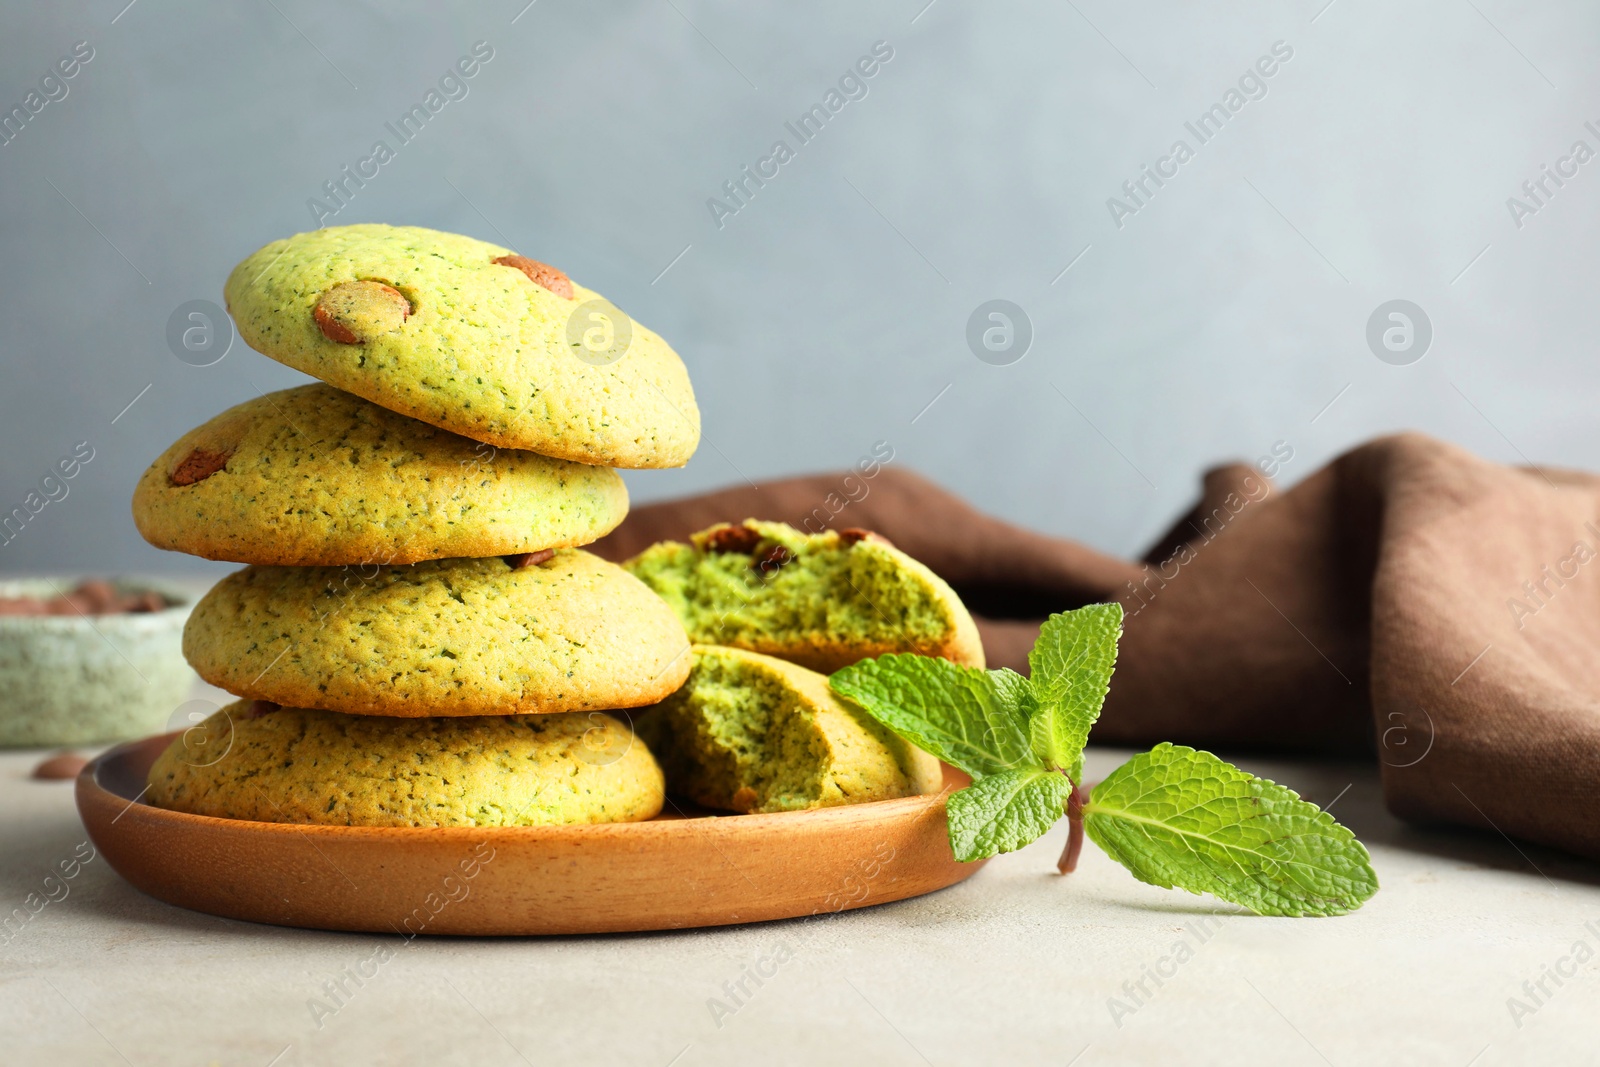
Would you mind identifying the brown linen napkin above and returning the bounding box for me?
[592,434,1600,861]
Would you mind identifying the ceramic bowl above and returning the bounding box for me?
[0,578,196,747]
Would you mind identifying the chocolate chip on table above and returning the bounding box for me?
[312,280,412,344]
[504,549,556,570]
[170,447,232,486]
[702,525,763,554]
[31,752,88,780]
[492,255,574,300]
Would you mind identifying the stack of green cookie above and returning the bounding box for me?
[134,224,701,828]
[133,223,986,830]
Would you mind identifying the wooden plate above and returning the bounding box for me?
[76,733,984,935]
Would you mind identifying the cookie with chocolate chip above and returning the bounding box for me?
[623,520,984,673]
[223,224,700,468]
[132,384,629,566]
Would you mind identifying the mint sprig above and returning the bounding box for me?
[830,603,1378,917]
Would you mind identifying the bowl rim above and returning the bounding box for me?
[0,575,196,631]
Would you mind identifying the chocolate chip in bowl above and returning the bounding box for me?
[31,751,89,780]
[0,579,169,617]
[0,578,197,748]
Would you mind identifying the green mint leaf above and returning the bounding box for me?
[988,666,1038,723]
[1083,743,1379,917]
[830,655,1034,777]
[946,768,1072,862]
[1026,603,1123,781]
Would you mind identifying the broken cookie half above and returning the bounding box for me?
[623,520,984,673]
[635,644,943,814]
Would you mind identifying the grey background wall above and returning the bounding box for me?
[2,1,1596,578]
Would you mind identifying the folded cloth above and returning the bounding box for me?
[592,434,1600,861]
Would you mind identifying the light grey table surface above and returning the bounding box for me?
[2,696,1595,1067]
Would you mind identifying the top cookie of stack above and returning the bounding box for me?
[229,223,699,470]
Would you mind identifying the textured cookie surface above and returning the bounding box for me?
[147,701,663,826]
[185,551,691,717]
[625,521,984,674]
[132,384,629,566]
[637,645,941,814]
[224,224,700,468]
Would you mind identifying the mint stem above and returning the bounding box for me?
[1057,782,1087,874]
